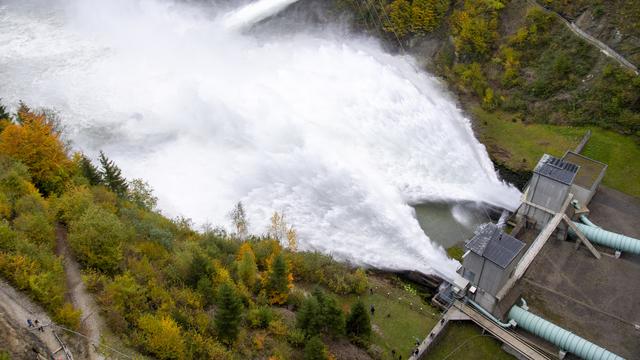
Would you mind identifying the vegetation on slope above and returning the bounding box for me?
[542,0,640,66]
[0,101,448,359]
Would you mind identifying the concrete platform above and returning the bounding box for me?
[520,187,640,359]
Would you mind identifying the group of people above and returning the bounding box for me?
[27,318,45,332]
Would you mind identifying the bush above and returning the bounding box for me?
[52,186,94,224]
[14,213,55,248]
[100,272,149,331]
[286,288,306,310]
[14,193,47,216]
[287,328,306,348]
[68,206,127,273]
[136,314,186,360]
[304,336,328,360]
[247,306,275,329]
[54,302,81,330]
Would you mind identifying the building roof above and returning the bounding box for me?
[534,154,579,185]
[465,223,526,269]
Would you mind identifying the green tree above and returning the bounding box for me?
[296,296,322,336]
[0,99,9,120]
[304,336,329,360]
[313,288,345,337]
[214,281,243,345]
[128,178,157,210]
[265,252,292,304]
[77,154,102,186]
[68,206,126,273]
[346,300,371,343]
[186,250,213,288]
[98,151,128,198]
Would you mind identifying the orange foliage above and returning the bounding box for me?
[0,107,71,194]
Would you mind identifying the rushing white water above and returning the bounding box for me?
[0,0,520,280]
[223,0,302,31]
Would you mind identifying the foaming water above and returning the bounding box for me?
[222,0,302,31]
[0,0,520,280]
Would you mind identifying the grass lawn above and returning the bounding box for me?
[472,106,640,197]
[333,275,440,359]
[424,322,515,360]
[302,275,513,360]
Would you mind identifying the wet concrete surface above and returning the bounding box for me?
[520,186,640,359]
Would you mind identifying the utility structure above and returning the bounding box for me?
[461,223,525,313]
[428,150,639,360]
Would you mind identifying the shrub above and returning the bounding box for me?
[247,306,275,329]
[100,273,149,331]
[54,302,81,330]
[286,288,306,310]
[14,193,47,216]
[14,213,55,248]
[68,206,127,273]
[287,328,306,348]
[136,314,186,360]
[52,186,94,224]
[304,336,328,360]
[349,268,369,294]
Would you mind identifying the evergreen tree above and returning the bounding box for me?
[98,151,128,198]
[296,296,322,336]
[313,288,345,337]
[346,300,371,343]
[0,99,10,121]
[79,155,102,186]
[303,336,328,360]
[214,281,243,345]
[265,252,291,304]
[187,251,213,288]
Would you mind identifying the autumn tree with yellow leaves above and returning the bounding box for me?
[0,105,71,195]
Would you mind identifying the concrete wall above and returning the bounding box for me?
[570,184,591,206]
[523,174,570,229]
[463,252,510,296]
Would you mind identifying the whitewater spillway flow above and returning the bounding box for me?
[0,0,520,279]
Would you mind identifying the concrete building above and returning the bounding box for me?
[519,154,579,233]
[461,223,525,313]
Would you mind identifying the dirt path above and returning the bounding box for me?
[0,278,63,359]
[527,0,639,75]
[55,225,105,360]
